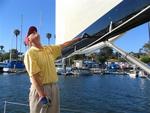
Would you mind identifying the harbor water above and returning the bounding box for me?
[0,73,150,113]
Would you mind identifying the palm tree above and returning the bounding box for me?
[0,45,4,50]
[0,45,4,53]
[14,29,20,50]
[46,33,51,45]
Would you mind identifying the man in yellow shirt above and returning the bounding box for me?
[24,26,81,113]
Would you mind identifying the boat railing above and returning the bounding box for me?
[3,100,88,113]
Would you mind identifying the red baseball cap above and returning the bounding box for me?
[24,26,37,46]
[27,26,37,37]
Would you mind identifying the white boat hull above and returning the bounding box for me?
[3,68,26,73]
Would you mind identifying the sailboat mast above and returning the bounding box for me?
[20,14,23,54]
[148,22,150,43]
[39,11,43,34]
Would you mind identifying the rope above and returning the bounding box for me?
[5,101,29,106]
[3,101,89,113]
[61,108,82,112]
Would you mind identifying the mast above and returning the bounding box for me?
[148,22,150,43]
[20,14,23,54]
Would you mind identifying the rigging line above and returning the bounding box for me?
[3,101,92,113]
[4,101,29,106]
[61,108,82,112]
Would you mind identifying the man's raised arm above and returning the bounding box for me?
[60,38,81,49]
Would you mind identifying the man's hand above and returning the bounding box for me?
[80,33,91,39]
[60,37,82,49]
[60,33,91,49]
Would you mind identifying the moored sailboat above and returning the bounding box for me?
[3,60,25,73]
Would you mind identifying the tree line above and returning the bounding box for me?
[64,42,150,66]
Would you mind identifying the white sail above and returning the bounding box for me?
[55,0,123,44]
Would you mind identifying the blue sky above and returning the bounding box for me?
[0,0,55,53]
[0,0,149,53]
[115,23,149,53]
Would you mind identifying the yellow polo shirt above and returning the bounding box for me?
[24,45,61,84]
